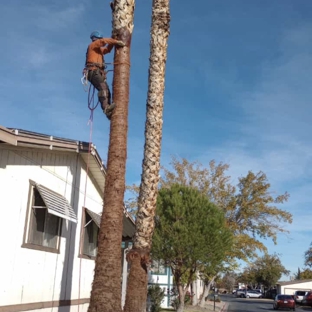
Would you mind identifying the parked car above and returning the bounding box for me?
[302,291,312,307]
[236,289,246,298]
[266,288,277,299]
[273,294,296,311]
[294,290,308,304]
[243,290,263,298]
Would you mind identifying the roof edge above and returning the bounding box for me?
[0,125,107,175]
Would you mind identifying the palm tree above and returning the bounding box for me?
[87,1,135,312]
[123,0,171,311]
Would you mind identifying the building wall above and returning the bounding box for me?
[148,268,204,308]
[280,282,312,295]
[0,146,103,309]
[148,269,173,309]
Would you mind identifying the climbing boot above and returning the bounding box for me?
[103,103,116,120]
[103,103,116,114]
[106,111,113,120]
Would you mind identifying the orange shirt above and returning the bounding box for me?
[85,38,120,69]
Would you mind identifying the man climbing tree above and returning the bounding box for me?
[83,30,125,119]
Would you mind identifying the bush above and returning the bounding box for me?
[147,285,165,312]
[170,290,194,310]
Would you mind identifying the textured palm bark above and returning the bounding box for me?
[123,0,170,311]
[87,1,134,312]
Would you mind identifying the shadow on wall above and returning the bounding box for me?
[59,155,81,312]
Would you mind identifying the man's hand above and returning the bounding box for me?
[116,40,125,47]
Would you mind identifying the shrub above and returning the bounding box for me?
[170,291,194,310]
[147,285,165,312]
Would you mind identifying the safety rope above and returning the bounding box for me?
[87,85,99,123]
[77,79,96,312]
[77,115,94,312]
[106,61,131,67]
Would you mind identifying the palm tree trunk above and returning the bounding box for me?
[123,0,170,311]
[87,1,134,312]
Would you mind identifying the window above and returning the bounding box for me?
[83,210,99,257]
[30,188,62,249]
[23,182,77,253]
[151,259,166,275]
[80,208,101,259]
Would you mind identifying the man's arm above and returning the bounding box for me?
[101,44,114,55]
[89,38,124,49]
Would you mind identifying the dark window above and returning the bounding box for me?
[82,210,99,258]
[279,295,292,300]
[28,188,62,250]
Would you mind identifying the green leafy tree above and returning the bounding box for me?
[299,268,312,279]
[304,242,312,268]
[249,253,289,288]
[127,157,292,261]
[198,256,238,307]
[295,267,301,280]
[218,272,237,292]
[152,184,233,312]
[238,265,258,288]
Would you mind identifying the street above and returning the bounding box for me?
[219,294,312,312]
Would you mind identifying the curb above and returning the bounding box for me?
[220,302,229,312]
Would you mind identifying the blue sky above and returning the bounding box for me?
[1,0,311,278]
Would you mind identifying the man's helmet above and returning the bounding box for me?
[90,31,103,40]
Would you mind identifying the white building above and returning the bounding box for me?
[0,126,135,312]
[148,261,174,308]
[276,279,312,295]
[148,261,204,308]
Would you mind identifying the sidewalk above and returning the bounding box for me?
[183,300,229,312]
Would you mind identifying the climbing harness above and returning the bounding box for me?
[80,61,130,121]
[81,63,115,122]
[81,70,89,92]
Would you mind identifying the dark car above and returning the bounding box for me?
[303,291,312,307]
[273,294,296,311]
[266,288,277,299]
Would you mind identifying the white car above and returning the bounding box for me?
[236,289,246,297]
[244,290,263,298]
[294,290,308,304]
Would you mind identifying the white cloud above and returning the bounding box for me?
[238,25,312,139]
[154,23,312,256]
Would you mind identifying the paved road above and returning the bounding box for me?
[219,294,312,312]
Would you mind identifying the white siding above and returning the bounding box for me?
[280,281,312,295]
[148,270,173,308]
[0,146,104,308]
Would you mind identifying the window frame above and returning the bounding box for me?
[22,181,62,254]
[79,207,100,260]
[150,259,167,275]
